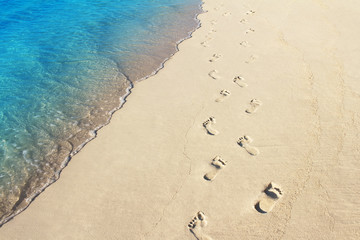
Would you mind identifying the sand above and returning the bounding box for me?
[2,0,360,239]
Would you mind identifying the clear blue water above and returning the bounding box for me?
[0,0,201,225]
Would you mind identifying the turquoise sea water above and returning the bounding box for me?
[0,0,201,225]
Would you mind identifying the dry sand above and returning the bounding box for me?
[2,0,360,239]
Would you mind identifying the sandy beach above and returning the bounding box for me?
[2,0,360,239]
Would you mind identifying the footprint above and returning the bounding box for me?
[255,182,283,213]
[203,117,219,135]
[233,76,248,87]
[188,212,213,240]
[239,18,247,24]
[214,4,224,11]
[245,28,255,34]
[239,135,253,143]
[246,10,256,15]
[208,70,221,80]
[223,12,231,17]
[204,156,227,181]
[237,135,259,156]
[209,54,222,62]
[211,20,217,25]
[208,29,217,34]
[240,41,250,47]
[246,99,262,114]
[201,40,210,48]
[245,55,257,64]
[215,89,231,102]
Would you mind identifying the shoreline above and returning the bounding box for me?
[2,0,360,239]
[0,2,203,227]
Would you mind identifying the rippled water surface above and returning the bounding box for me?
[0,0,201,225]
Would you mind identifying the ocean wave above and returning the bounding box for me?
[0,0,202,226]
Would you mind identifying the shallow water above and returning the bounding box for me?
[0,0,201,225]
